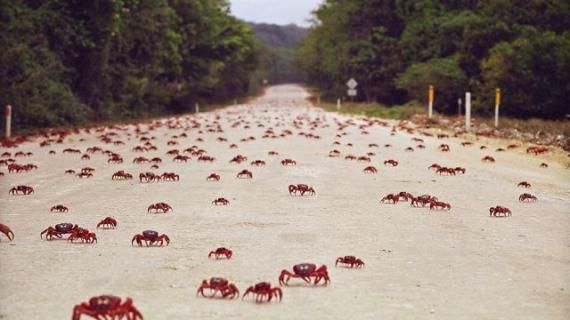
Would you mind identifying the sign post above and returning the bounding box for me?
[195,103,199,113]
[5,105,12,138]
[428,85,434,118]
[494,88,501,128]
[465,92,471,131]
[337,98,341,111]
[346,78,358,102]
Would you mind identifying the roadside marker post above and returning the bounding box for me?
[5,105,11,138]
[195,103,199,113]
[337,98,341,111]
[428,85,434,118]
[495,88,501,128]
[465,92,471,131]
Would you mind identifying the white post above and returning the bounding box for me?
[234,99,237,105]
[465,92,471,131]
[5,105,12,138]
[337,98,341,111]
[195,103,199,113]
[317,95,321,106]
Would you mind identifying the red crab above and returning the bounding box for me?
[208,247,232,259]
[384,159,398,167]
[519,193,537,202]
[207,173,220,181]
[243,282,282,303]
[380,194,398,204]
[517,181,531,188]
[72,295,143,320]
[251,160,266,166]
[0,223,14,241]
[363,166,377,174]
[9,185,34,195]
[197,277,239,299]
[236,169,253,179]
[428,163,441,171]
[77,172,93,178]
[147,202,172,213]
[279,263,330,286]
[482,156,495,162]
[50,205,69,213]
[411,195,438,207]
[112,170,133,180]
[436,167,456,176]
[212,198,229,206]
[68,230,97,244]
[41,223,81,240]
[161,172,179,181]
[438,144,450,152]
[131,230,170,247]
[335,256,365,268]
[430,201,451,211]
[97,217,117,229]
[288,184,315,196]
[281,159,297,166]
[490,206,511,217]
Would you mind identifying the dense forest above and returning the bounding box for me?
[0,0,262,131]
[249,23,307,84]
[299,0,570,119]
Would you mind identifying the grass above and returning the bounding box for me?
[316,100,423,120]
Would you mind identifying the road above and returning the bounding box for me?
[1,85,569,319]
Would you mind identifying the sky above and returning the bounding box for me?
[230,0,323,26]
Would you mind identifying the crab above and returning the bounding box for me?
[384,159,398,167]
[454,167,466,174]
[428,163,441,171]
[243,282,282,303]
[131,230,170,247]
[40,223,82,240]
[430,201,451,211]
[139,172,160,182]
[173,155,190,162]
[251,160,266,167]
[197,277,239,299]
[363,166,377,174]
[519,193,537,202]
[77,172,93,178]
[147,202,172,213]
[68,230,97,244]
[438,144,450,152]
[268,151,279,156]
[396,192,414,202]
[72,295,143,320]
[489,206,511,217]
[411,195,438,207]
[97,217,117,229]
[288,184,315,196]
[50,205,69,213]
[212,197,230,206]
[517,181,531,188]
[161,172,179,181]
[540,162,548,168]
[405,147,414,152]
[208,247,233,259]
[279,263,330,286]
[112,170,133,180]
[230,155,248,164]
[207,173,220,181]
[482,156,495,162]
[281,159,297,166]
[335,256,365,268]
[357,156,371,162]
[236,169,253,179]
[436,167,456,176]
[9,185,34,195]
[380,194,398,204]
[132,157,149,164]
[0,223,14,241]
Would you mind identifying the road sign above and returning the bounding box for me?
[347,89,357,97]
[428,85,434,118]
[346,78,358,89]
[495,88,501,128]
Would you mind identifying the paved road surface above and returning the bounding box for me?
[1,85,569,319]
